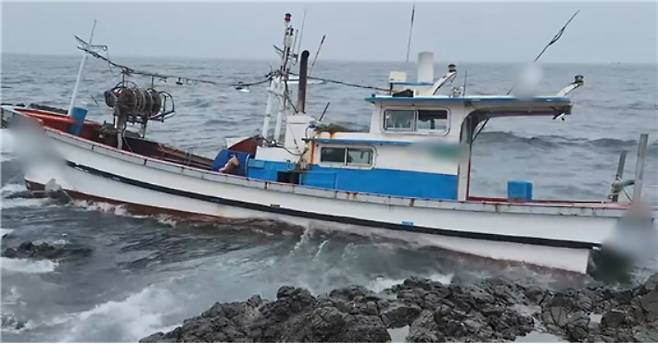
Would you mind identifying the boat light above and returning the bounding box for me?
[284,13,292,23]
[448,64,457,73]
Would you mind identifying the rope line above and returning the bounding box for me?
[80,47,389,92]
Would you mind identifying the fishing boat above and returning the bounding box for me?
[1,13,654,274]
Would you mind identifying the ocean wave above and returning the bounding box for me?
[1,257,58,273]
[70,200,181,228]
[71,200,149,220]
[479,131,657,152]
[1,183,26,195]
[61,285,183,342]
[1,196,50,209]
[1,227,14,237]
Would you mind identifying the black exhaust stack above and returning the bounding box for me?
[297,50,310,113]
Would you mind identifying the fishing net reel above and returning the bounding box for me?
[104,81,175,128]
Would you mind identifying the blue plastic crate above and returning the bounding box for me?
[507,180,533,201]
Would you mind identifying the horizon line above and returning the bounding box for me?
[1,51,656,66]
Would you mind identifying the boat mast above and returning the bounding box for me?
[262,13,295,143]
[68,20,97,115]
[273,13,296,143]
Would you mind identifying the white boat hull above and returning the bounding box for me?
[18,127,632,273]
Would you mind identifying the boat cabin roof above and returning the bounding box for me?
[365,94,572,118]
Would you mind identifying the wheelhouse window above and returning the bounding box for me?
[320,146,374,167]
[417,110,448,132]
[346,148,373,166]
[383,109,449,133]
[320,147,346,163]
[384,110,415,131]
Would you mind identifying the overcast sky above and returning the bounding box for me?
[1,1,656,63]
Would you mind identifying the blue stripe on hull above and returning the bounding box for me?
[247,160,457,200]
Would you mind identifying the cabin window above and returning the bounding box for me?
[416,110,448,132]
[384,110,415,131]
[320,147,346,163]
[320,146,374,167]
[383,108,449,134]
[346,148,373,166]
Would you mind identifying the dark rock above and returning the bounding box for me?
[1,241,92,261]
[407,309,443,342]
[341,314,390,342]
[642,273,658,293]
[380,301,421,328]
[639,285,658,322]
[601,308,626,329]
[141,274,658,343]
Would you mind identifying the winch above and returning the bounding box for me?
[104,81,174,148]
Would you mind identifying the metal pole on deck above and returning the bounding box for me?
[297,50,310,113]
[631,133,649,204]
[611,150,627,202]
[68,20,97,115]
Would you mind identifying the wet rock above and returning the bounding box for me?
[601,308,626,329]
[639,285,658,322]
[1,241,92,261]
[380,301,421,328]
[341,314,390,342]
[1,313,27,331]
[141,274,658,343]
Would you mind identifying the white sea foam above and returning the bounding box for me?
[0,197,49,209]
[1,257,57,273]
[367,272,454,293]
[0,227,14,237]
[72,200,139,218]
[154,214,178,227]
[312,239,329,262]
[1,183,26,195]
[62,285,184,342]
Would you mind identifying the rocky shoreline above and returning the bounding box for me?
[141,273,658,342]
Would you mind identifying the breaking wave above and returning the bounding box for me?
[1,183,26,196]
[61,285,185,342]
[1,227,15,237]
[1,257,58,273]
[1,196,50,209]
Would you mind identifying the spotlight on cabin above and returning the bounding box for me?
[448,64,457,73]
[574,75,584,85]
[284,13,292,23]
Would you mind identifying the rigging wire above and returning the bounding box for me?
[79,46,388,92]
[289,72,389,92]
[506,10,580,95]
[474,10,581,142]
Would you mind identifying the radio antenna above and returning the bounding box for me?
[405,2,416,63]
[310,34,326,74]
[507,10,580,94]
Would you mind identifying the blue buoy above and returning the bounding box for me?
[68,106,88,136]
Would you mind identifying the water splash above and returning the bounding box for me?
[1,228,15,237]
[1,258,58,273]
[61,285,183,342]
